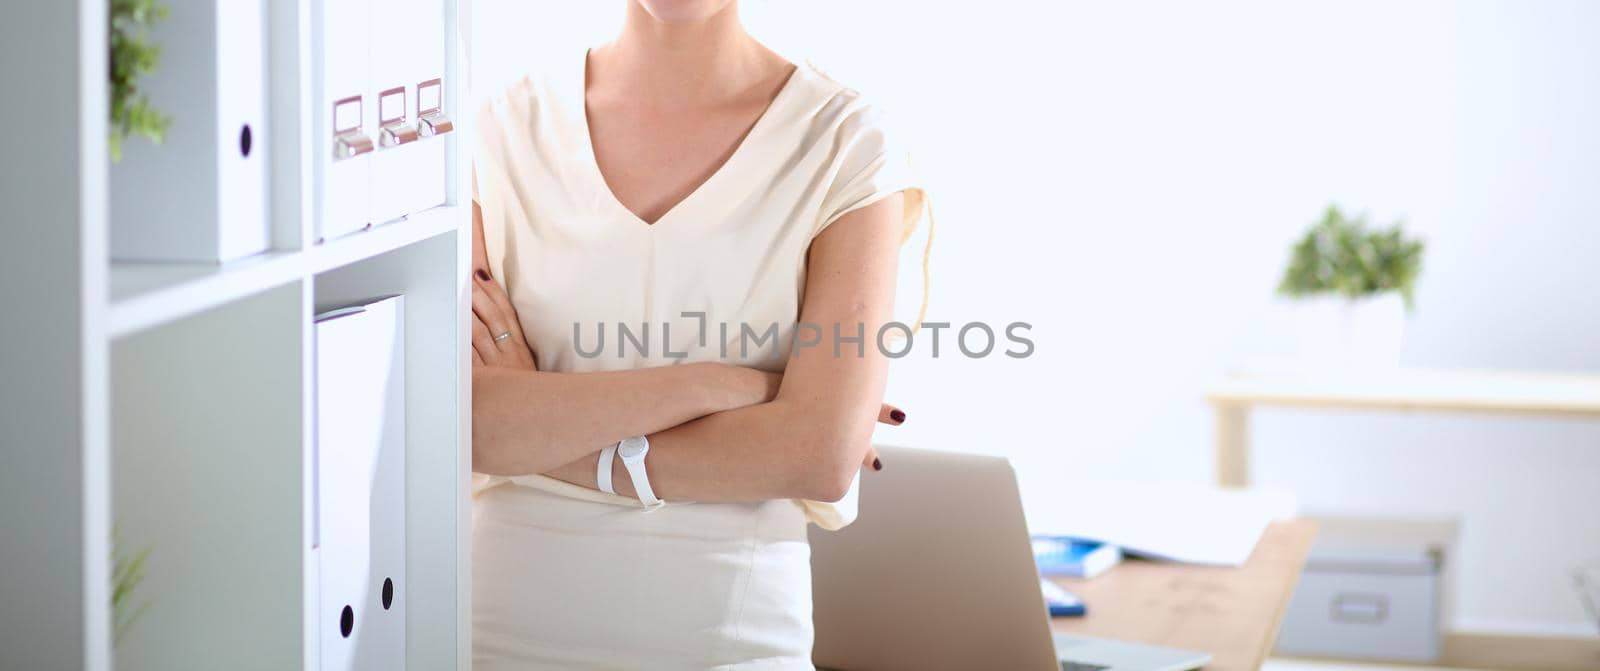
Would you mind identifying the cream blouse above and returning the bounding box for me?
[471,57,924,529]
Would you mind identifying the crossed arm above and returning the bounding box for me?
[470,194,906,503]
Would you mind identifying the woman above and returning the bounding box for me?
[469,0,925,667]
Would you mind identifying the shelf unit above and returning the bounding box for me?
[109,208,460,338]
[1206,368,1600,487]
[1,1,471,669]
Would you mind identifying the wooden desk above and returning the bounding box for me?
[1050,520,1317,671]
[1205,368,1600,486]
[1201,371,1600,667]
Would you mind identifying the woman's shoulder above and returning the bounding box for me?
[785,62,924,239]
[481,74,542,113]
[783,62,909,174]
[788,62,900,151]
[792,62,874,121]
[475,69,580,143]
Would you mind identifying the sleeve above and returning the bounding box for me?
[472,96,513,282]
[471,96,502,210]
[809,99,938,352]
[471,87,505,209]
[814,105,927,244]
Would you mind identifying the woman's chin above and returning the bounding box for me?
[636,0,737,25]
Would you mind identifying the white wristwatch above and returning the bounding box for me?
[616,436,663,508]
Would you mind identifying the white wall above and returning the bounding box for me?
[473,0,1600,635]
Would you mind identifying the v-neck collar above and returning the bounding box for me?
[573,49,804,229]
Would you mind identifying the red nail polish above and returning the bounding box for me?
[872,458,883,471]
[475,269,490,281]
[889,409,906,423]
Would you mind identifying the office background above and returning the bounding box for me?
[470,0,1600,640]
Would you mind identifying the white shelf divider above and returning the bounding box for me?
[1,1,112,669]
[110,206,462,339]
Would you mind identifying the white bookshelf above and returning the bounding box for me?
[109,208,460,338]
[1,1,472,669]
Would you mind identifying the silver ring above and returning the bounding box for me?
[493,331,511,343]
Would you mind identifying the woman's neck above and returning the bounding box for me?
[589,1,783,108]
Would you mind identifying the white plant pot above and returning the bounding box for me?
[1293,293,1408,369]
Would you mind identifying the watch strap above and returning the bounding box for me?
[597,444,617,495]
[619,436,663,508]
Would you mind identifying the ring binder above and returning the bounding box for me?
[110,0,269,263]
[365,0,448,226]
[318,0,450,237]
[315,296,407,671]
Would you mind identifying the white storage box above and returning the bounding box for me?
[111,0,269,263]
[314,0,453,243]
[367,0,449,226]
[314,0,375,242]
[315,296,407,671]
[1276,543,1442,662]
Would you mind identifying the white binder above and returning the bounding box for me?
[406,0,450,217]
[367,0,450,225]
[315,0,376,242]
[110,0,268,263]
[314,296,406,671]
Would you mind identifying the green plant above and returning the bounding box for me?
[111,526,151,646]
[109,0,171,161]
[1278,205,1424,308]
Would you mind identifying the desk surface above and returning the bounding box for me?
[1050,519,1317,671]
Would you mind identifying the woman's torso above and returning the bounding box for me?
[470,54,907,668]
[473,54,898,524]
[478,59,849,376]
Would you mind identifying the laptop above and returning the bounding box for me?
[810,446,1211,671]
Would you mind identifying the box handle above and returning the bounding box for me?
[378,86,420,147]
[332,95,374,160]
[417,78,454,137]
[1330,592,1389,624]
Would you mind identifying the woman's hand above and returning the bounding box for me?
[471,269,537,370]
[863,404,907,471]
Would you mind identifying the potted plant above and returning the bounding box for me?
[111,526,151,647]
[109,0,170,161]
[1278,205,1424,367]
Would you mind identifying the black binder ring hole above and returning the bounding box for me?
[382,578,394,610]
[239,124,253,158]
[340,605,354,638]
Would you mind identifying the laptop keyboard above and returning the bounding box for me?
[1060,663,1111,671]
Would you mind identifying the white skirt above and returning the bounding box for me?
[472,483,817,670]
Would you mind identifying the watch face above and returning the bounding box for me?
[618,437,648,459]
